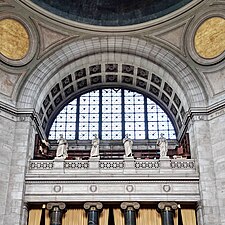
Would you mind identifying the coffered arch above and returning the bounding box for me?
[17,36,208,138]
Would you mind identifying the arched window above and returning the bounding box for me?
[48,88,176,140]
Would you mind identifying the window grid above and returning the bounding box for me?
[48,89,176,140]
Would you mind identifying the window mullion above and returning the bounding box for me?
[144,96,148,139]
[99,89,102,140]
[121,89,125,138]
[75,97,80,140]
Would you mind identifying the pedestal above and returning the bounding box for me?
[159,158,171,173]
[89,156,100,171]
[124,156,135,174]
[53,157,64,173]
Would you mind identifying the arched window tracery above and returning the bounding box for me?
[48,88,176,140]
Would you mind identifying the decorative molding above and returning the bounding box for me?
[158,202,178,211]
[35,21,77,58]
[83,202,103,210]
[162,185,171,192]
[153,22,188,52]
[28,159,196,171]
[120,202,140,210]
[170,160,195,169]
[47,202,66,210]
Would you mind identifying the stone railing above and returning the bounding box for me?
[29,160,54,170]
[28,158,196,174]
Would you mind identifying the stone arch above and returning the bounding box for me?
[17,36,208,137]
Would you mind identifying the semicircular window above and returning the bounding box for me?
[48,88,176,140]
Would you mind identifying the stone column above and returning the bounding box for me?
[21,202,29,225]
[47,202,66,225]
[158,202,178,225]
[120,202,140,225]
[196,201,203,225]
[84,202,103,225]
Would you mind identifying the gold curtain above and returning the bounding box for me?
[136,209,161,225]
[62,208,87,225]
[99,208,109,225]
[28,208,50,225]
[173,209,178,225]
[45,209,50,225]
[113,208,125,225]
[182,209,196,225]
[28,209,42,225]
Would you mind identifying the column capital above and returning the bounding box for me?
[120,202,140,210]
[84,202,103,210]
[47,202,66,211]
[158,202,178,211]
[23,202,29,210]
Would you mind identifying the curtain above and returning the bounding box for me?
[136,209,161,225]
[174,209,178,225]
[181,209,196,225]
[113,208,125,225]
[27,208,54,225]
[99,208,109,225]
[62,208,87,225]
[28,209,42,225]
[45,209,50,225]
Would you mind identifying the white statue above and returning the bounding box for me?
[56,134,68,159]
[157,133,168,158]
[123,134,133,157]
[90,134,99,157]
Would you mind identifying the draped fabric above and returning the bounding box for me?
[28,206,196,225]
[62,209,87,225]
[174,209,178,225]
[45,209,50,225]
[28,209,42,225]
[113,208,125,225]
[181,209,197,225]
[28,208,52,225]
[136,209,161,225]
[99,208,109,225]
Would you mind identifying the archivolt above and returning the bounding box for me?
[17,36,207,135]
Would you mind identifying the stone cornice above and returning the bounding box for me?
[25,176,199,184]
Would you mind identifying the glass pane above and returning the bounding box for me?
[112,114,121,122]
[135,122,145,130]
[66,123,76,130]
[66,132,75,139]
[135,114,144,121]
[125,114,134,121]
[135,131,145,139]
[102,132,111,140]
[102,114,111,121]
